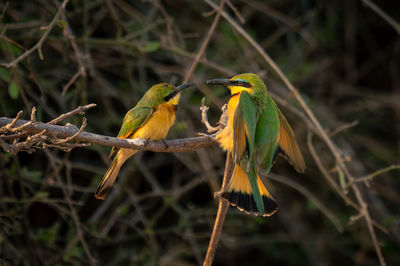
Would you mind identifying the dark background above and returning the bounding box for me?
[0,0,399,265]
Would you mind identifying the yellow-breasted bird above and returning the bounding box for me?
[95,83,193,200]
[206,73,305,217]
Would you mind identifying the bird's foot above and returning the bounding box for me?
[161,139,168,150]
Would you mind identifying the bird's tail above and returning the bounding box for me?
[95,148,138,200]
[222,164,278,217]
[95,158,122,200]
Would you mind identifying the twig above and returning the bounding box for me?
[183,0,226,83]
[329,120,359,137]
[345,165,400,189]
[204,152,233,266]
[0,138,15,153]
[200,98,227,133]
[47,104,96,125]
[226,0,245,24]
[205,1,387,264]
[268,173,343,232]
[0,111,23,133]
[361,0,400,34]
[61,69,84,96]
[54,117,87,144]
[1,0,70,68]
[245,0,317,46]
[59,7,86,96]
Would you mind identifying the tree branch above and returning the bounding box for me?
[0,116,216,153]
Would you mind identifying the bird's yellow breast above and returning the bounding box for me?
[132,102,176,140]
[216,93,240,151]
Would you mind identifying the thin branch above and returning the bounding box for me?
[268,173,343,232]
[54,117,87,144]
[1,0,70,68]
[200,98,227,133]
[47,103,96,125]
[329,120,359,137]
[183,0,226,83]
[204,152,233,266]
[345,165,400,189]
[361,0,400,34]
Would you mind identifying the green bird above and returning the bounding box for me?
[95,82,194,200]
[206,73,305,217]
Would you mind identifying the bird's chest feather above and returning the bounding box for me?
[133,103,176,140]
[216,94,240,151]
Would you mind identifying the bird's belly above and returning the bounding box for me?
[216,94,240,152]
[133,103,176,140]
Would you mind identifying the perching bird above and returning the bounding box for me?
[95,83,193,200]
[206,73,305,217]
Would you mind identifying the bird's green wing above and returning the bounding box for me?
[275,103,305,173]
[233,91,257,163]
[255,96,280,174]
[109,107,153,159]
[233,91,264,214]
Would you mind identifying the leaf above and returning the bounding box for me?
[35,191,50,198]
[57,19,67,29]
[0,67,9,82]
[37,223,59,244]
[8,82,19,99]
[143,41,160,52]
[63,245,83,262]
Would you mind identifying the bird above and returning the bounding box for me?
[206,73,305,217]
[95,82,194,200]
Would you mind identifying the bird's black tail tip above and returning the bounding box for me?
[222,191,278,217]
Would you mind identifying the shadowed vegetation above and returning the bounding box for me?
[0,0,399,265]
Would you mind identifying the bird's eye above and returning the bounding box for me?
[231,79,251,87]
[164,91,175,102]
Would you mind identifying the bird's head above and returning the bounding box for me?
[142,83,195,107]
[206,73,266,95]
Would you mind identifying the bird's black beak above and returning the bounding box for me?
[206,78,251,88]
[177,82,197,92]
[205,78,231,86]
[165,83,196,102]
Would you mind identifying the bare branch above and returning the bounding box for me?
[361,0,400,34]
[183,0,226,83]
[47,104,96,125]
[345,165,400,189]
[200,98,227,133]
[0,116,216,154]
[203,152,233,266]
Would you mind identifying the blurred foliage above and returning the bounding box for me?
[0,0,399,265]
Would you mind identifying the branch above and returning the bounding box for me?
[345,165,400,189]
[361,0,400,35]
[203,152,233,266]
[0,116,216,153]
